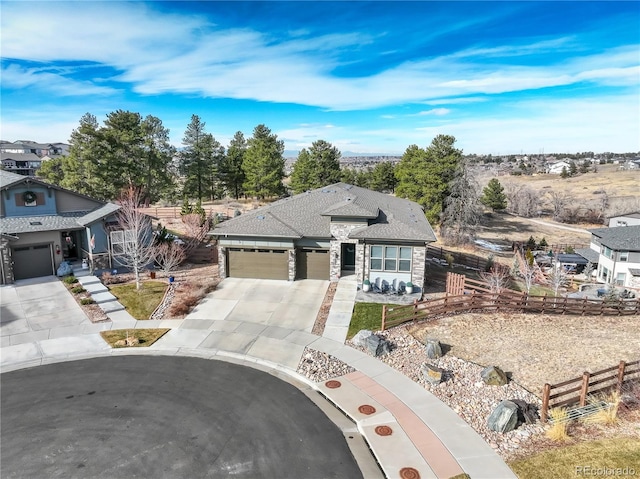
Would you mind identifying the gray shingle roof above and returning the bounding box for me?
[1,152,41,162]
[0,204,120,234]
[0,170,30,188]
[78,203,121,226]
[213,183,437,242]
[575,248,599,263]
[589,225,640,251]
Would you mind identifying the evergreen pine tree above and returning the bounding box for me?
[480,178,507,211]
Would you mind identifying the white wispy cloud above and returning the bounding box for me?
[2,2,638,111]
[1,64,117,96]
[415,109,450,116]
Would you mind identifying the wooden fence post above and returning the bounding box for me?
[617,361,626,394]
[381,305,387,331]
[579,371,590,406]
[542,383,551,423]
[413,299,418,320]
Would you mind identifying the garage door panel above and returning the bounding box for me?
[228,249,288,280]
[297,249,329,280]
[12,244,54,280]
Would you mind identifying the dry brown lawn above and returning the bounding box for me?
[407,312,640,396]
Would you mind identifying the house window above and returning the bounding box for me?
[619,251,629,262]
[110,230,135,255]
[615,273,626,286]
[370,245,412,272]
[599,265,610,283]
[601,246,613,259]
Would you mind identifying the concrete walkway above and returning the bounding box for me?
[1,276,516,479]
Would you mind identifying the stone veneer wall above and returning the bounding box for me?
[91,253,111,272]
[217,245,227,278]
[0,239,14,284]
[288,250,296,281]
[329,222,364,282]
[412,245,427,289]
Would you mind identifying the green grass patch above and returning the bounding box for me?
[348,302,388,339]
[109,281,167,320]
[509,438,640,479]
[100,329,170,348]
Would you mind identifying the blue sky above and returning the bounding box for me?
[1,1,639,155]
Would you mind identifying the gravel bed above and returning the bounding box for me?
[296,328,547,460]
[297,348,355,382]
[149,284,177,320]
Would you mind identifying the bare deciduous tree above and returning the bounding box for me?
[504,183,541,217]
[479,265,512,293]
[440,159,482,245]
[154,243,186,274]
[112,187,156,290]
[548,190,571,220]
[513,250,546,294]
[181,213,212,258]
[547,262,568,297]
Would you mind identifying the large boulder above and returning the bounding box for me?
[481,366,508,386]
[424,339,443,359]
[511,399,539,425]
[365,335,391,357]
[421,363,445,385]
[352,330,374,348]
[487,400,519,433]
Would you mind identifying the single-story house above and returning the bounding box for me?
[210,183,437,289]
[587,225,640,289]
[546,160,572,174]
[0,170,122,284]
[608,211,640,228]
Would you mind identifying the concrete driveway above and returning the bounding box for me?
[183,278,329,332]
[0,276,91,347]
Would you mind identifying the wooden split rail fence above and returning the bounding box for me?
[381,291,639,331]
[541,360,640,423]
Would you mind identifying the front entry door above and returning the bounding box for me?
[341,243,356,271]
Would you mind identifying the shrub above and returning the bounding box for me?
[444,253,454,267]
[546,408,570,442]
[80,298,95,305]
[582,392,621,425]
[484,254,495,272]
[71,286,85,294]
[63,275,78,284]
[168,293,199,316]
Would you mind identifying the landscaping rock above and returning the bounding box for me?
[366,335,391,357]
[481,366,508,386]
[425,338,443,359]
[487,400,519,433]
[510,399,539,425]
[352,329,374,348]
[421,363,445,385]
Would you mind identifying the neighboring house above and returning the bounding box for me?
[609,212,640,228]
[546,160,571,174]
[210,183,437,290]
[588,225,640,289]
[0,141,69,177]
[0,170,122,284]
[1,153,43,176]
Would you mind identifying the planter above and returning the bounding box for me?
[363,283,371,292]
[405,283,414,294]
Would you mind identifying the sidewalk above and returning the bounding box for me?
[1,276,516,479]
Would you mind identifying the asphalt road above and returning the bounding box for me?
[1,356,363,479]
